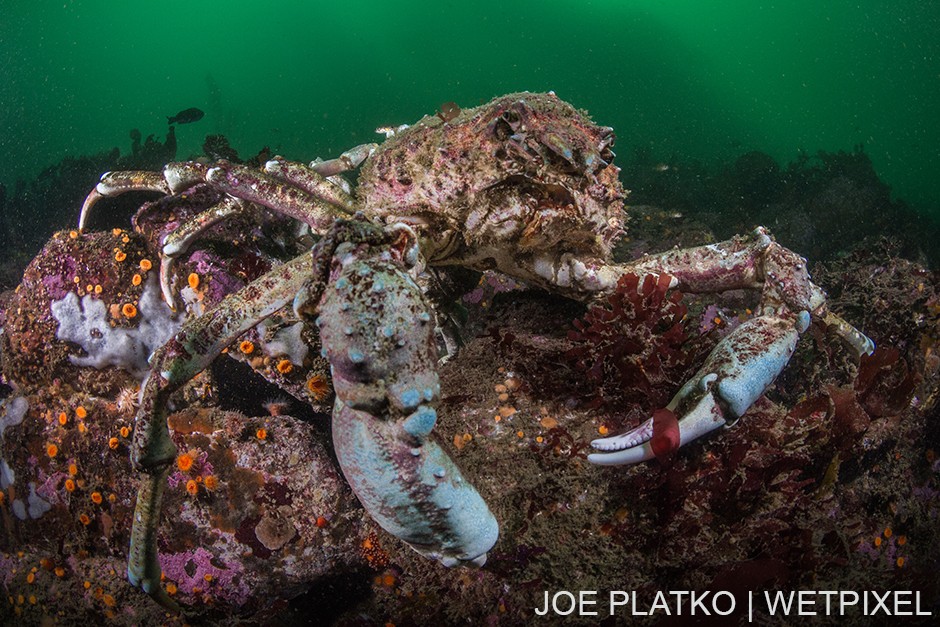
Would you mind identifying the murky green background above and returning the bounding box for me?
[2,0,937,217]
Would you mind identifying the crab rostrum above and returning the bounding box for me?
[77,92,873,610]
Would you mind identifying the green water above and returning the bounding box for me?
[2,0,938,216]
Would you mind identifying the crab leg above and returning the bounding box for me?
[517,227,871,465]
[205,162,351,232]
[77,143,372,232]
[522,227,873,354]
[127,224,355,609]
[128,248,316,609]
[128,219,496,610]
[158,195,249,309]
[623,227,874,356]
[78,162,208,230]
[308,223,499,567]
[79,171,169,231]
[309,142,377,177]
[128,222,388,607]
[263,158,357,213]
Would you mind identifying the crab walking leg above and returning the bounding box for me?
[158,195,249,309]
[309,142,378,177]
[79,171,169,230]
[264,158,357,213]
[623,226,874,355]
[313,234,498,567]
[127,248,316,608]
[127,467,176,609]
[206,162,350,232]
[78,162,209,230]
[589,310,809,465]
[521,227,873,355]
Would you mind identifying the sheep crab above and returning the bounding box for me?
[75,91,873,610]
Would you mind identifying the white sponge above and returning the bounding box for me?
[51,276,182,379]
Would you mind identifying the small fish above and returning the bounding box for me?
[167,107,205,125]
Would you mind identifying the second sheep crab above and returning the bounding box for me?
[72,91,873,610]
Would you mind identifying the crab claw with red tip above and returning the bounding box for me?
[588,310,811,466]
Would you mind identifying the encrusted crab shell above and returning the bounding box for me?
[357,92,627,267]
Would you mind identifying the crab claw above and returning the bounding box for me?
[589,310,810,466]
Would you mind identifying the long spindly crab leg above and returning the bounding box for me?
[77,143,376,231]
[128,247,317,610]
[79,145,376,311]
[518,227,873,465]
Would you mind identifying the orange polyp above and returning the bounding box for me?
[256,428,267,441]
[90,492,103,505]
[121,303,137,318]
[46,444,58,458]
[276,359,294,374]
[114,251,126,262]
[186,480,199,496]
[132,274,142,286]
[187,272,200,290]
[75,406,87,419]
[238,340,255,354]
[306,374,330,401]
[176,453,194,472]
[139,259,152,271]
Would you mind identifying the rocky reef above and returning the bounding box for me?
[0,135,937,625]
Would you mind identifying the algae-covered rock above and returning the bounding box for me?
[0,395,364,622]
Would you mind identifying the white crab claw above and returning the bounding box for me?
[588,391,727,466]
[589,312,808,467]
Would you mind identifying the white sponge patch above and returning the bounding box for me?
[51,276,182,379]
